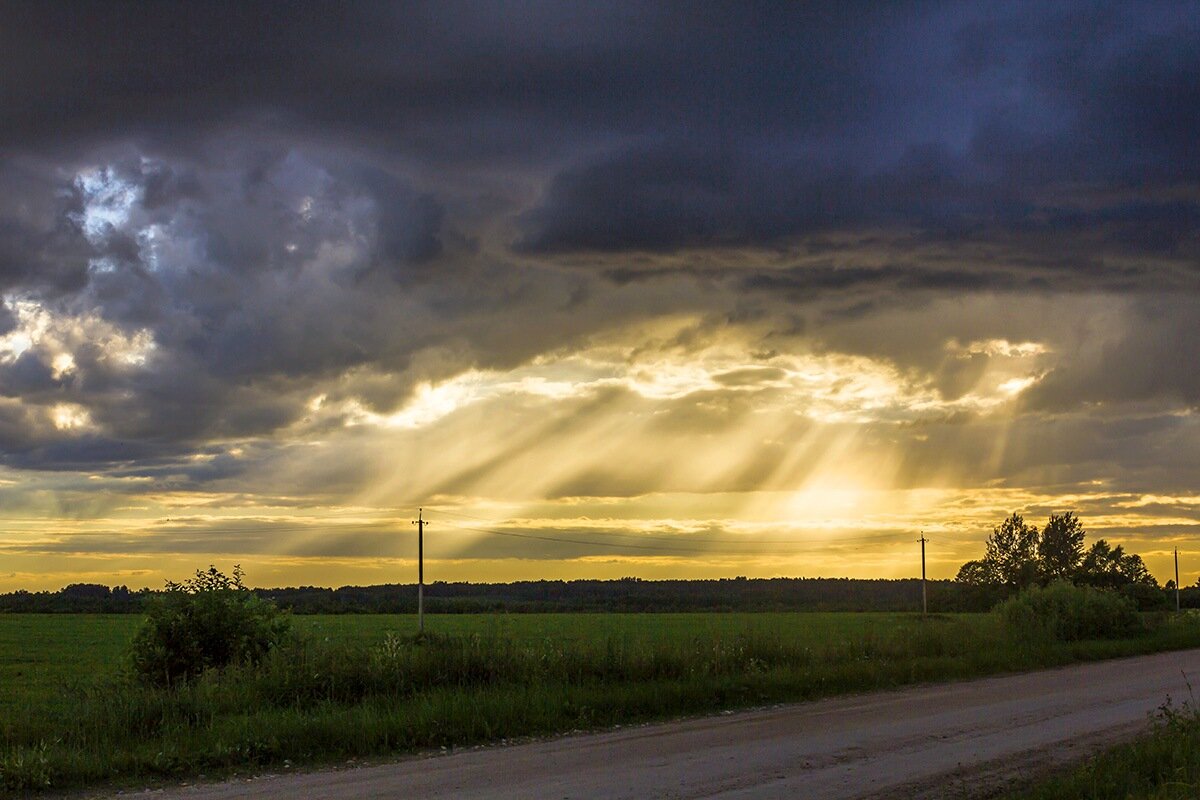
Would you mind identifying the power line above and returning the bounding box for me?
[0,521,402,536]
[1,510,935,554]
[439,521,917,555]
[444,522,745,553]
[157,524,397,535]
[431,508,916,546]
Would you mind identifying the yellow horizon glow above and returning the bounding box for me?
[3,482,1196,592]
[0,311,1194,594]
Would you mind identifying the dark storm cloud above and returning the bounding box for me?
[962,9,1200,186]
[515,3,1200,258]
[515,142,1023,253]
[3,1,1197,244]
[0,2,901,159]
[0,167,93,296]
[1,0,1199,473]
[2,4,1191,212]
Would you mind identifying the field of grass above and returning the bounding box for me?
[0,612,950,714]
[0,614,138,717]
[3,611,1200,795]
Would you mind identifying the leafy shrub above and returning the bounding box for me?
[998,581,1142,642]
[130,566,290,686]
[1119,581,1170,611]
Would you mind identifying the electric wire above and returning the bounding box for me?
[430,508,919,546]
[435,520,918,554]
[1,510,941,554]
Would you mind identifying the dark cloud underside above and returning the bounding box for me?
[0,0,1195,481]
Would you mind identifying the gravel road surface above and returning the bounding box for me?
[125,648,1200,799]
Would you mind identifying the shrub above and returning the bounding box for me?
[998,581,1142,642]
[1120,581,1170,611]
[130,566,290,686]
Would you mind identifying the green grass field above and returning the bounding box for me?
[0,615,140,716]
[0,612,913,708]
[4,611,1200,795]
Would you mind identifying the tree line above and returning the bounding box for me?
[2,577,965,614]
[955,512,1165,609]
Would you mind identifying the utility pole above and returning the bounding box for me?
[412,508,427,634]
[920,533,928,617]
[1176,547,1181,614]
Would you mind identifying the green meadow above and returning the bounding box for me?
[4,612,1200,795]
[0,612,941,714]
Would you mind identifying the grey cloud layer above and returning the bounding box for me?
[0,0,1197,479]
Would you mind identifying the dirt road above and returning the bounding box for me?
[129,648,1200,799]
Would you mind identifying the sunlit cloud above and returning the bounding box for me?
[72,165,143,244]
[0,297,156,371]
[50,403,93,431]
[315,321,1049,441]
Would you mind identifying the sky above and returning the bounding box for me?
[1,1,1198,591]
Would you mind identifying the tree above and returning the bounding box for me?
[984,513,1040,590]
[1038,512,1085,583]
[954,559,997,586]
[1079,539,1122,588]
[1078,540,1158,590]
[955,511,1161,599]
[1118,553,1156,587]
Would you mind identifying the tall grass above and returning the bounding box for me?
[1007,694,1200,799]
[3,612,1200,794]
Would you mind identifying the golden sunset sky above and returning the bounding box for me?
[1,3,1198,590]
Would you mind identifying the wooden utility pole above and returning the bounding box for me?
[412,509,427,633]
[920,533,928,617]
[1176,547,1181,614]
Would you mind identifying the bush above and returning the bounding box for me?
[1120,581,1170,611]
[130,566,291,686]
[998,581,1142,642]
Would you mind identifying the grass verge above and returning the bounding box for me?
[1004,695,1200,799]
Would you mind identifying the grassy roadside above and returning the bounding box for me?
[1004,699,1200,800]
[3,612,1200,795]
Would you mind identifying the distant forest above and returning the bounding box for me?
[0,576,1188,614]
